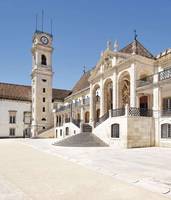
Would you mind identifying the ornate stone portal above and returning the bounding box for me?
[121,78,130,106]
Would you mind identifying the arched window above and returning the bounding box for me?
[41,54,47,65]
[42,118,46,121]
[161,123,171,138]
[111,124,120,138]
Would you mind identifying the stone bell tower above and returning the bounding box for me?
[31,31,53,137]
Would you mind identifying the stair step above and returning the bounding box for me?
[82,124,92,133]
[53,132,108,147]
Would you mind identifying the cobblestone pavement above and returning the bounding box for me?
[0,139,170,200]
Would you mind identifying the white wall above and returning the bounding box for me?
[0,99,31,137]
[55,122,80,139]
[93,116,128,147]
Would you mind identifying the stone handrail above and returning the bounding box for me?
[111,108,125,117]
[72,119,81,128]
[95,111,109,127]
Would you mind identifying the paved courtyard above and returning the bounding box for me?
[0,139,171,199]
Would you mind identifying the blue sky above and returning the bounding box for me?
[0,0,171,90]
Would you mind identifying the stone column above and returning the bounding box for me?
[80,97,84,132]
[130,63,137,107]
[89,83,94,122]
[153,72,161,146]
[80,97,84,122]
[112,68,117,109]
[100,78,104,117]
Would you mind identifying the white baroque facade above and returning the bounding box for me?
[1,30,171,148]
[54,39,171,148]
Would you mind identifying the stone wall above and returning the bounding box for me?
[127,117,154,148]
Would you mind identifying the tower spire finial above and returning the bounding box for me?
[83,65,86,74]
[134,29,138,40]
[114,40,119,52]
[107,40,112,50]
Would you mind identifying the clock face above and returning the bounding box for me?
[40,36,49,45]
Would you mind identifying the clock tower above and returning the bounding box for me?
[31,31,53,137]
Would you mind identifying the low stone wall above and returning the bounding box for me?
[93,116,155,148]
[93,116,127,148]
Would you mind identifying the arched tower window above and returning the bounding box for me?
[41,54,47,65]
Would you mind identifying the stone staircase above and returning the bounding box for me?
[82,123,92,133]
[34,126,54,138]
[53,131,108,147]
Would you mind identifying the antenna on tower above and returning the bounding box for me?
[50,18,53,35]
[41,9,44,32]
[35,14,38,32]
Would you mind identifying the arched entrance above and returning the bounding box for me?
[85,111,90,123]
[139,96,148,110]
[96,109,100,122]
[104,79,113,113]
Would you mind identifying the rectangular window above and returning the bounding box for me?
[111,124,120,138]
[43,97,46,102]
[161,124,171,138]
[9,128,15,136]
[9,111,16,124]
[43,107,45,112]
[24,112,31,124]
[163,97,171,110]
[42,79,47,82]
[65,127,69,136]
[60,129,62,136]
[43,88,46,93]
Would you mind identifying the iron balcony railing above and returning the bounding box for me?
[56,104,71,112]
[159,67,171,81]
[136,75,153,88]
[128,107,153,117]
[161,109,171,117]
[95,111,109,127]
[111,108,125,117]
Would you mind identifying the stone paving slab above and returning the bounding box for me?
[21,138,171,198]
[0,139,170,200]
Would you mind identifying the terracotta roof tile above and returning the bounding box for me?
[120,40,155,59]
[0,82,71,102]
[71,71,91,95]
[52,88,71,101]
